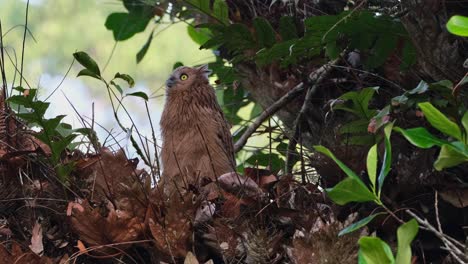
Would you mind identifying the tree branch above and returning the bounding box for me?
[285,57,341,173]
[233,82,305,153]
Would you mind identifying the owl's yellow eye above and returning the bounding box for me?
[180,74,188,81]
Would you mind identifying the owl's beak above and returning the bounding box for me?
[166,76,176,88]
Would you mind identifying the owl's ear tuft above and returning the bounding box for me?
[197,64,212,78]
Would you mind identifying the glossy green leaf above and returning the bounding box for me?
[253,17,276,48]
[314,145,365,185]
[73,51,101,76]
[446,15,468,37]
[326,177,376,205]
[462,111,468,135]
[395,219,418,264]
[126,91,149,101]
[136,31,154,63]
[434,144,468,171]
[394,127,448,149]
[367,144,378,191]
[110,81,123,94]
[377,123,393,195]
[418,102,462,141]
[77,69,101,80]
[359,237,395,264]
[105,12,151,41]
[339,212,385,236]
[187,25,211,46]
[114,73,135,88]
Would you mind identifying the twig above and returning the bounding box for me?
[19,0,29,88]
[234,82,305,152]
[406,210,467,263]
[286,57,341,173]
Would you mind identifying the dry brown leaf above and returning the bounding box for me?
[66,200,84,216]
[76,240,87,254]
[184,251,199,264]
[440,189,468,208]
[76,148,148,218]
[148,192,198,259]
[29,221,44,256]
[70,200,145,255]
[0,242,52,264]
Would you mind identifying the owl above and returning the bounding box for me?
[159,65,236,196]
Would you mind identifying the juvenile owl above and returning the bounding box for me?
[160,65,236,196]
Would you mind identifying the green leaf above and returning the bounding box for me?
[246,152,285,172]
[110,81,123,94]
[114,73,135,88]
[105,12,151,41]
[339,213,385,236]
[434,144,468,171]
[73,51,101,76]
[279,16,297,41]
[136,31,154,63]
[462,111,468,135]
[359,237,395,264]
[186,0,210,13]
[365,34,398,69]
[187,25,211,46]
[253,17,276,48]
[339,119,369,134]
[249,103,263,119]
[408,81,429,95]
[314,145,365,185]
[326,41,341,59]
[326,177,376,205]
[56,163,74,182]
[400,41,416,71]
[77,69,101,80]
[126,91,149,101]
[395,219,419,264]
[418,102,462,141]
[446,15,468,37]
[50,134,77,163]
[395,127,448,148]
[367,144,378,191]
[213,0,229,24]
[338,87,379,119]
[378,123,393,196]
[173,61,184,70]
[43,115,66,135]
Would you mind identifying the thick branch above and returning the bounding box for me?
[233,82,305,153]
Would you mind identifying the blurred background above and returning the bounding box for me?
[0,0,214,158]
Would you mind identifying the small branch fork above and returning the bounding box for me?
[233,57,342,154]
[233,82,305,153]
[406,192,467,264]
[285,57,341,174]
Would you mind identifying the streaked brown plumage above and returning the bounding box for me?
[160,65,236,195]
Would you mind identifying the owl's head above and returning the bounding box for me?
[165,65,212,91]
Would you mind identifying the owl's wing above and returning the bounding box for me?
[212,105,236,169]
